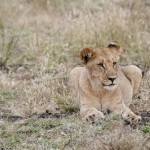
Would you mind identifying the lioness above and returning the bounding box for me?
[69,41,142,125]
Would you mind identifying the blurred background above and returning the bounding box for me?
[0,0,150,69]
[0,0,150,149]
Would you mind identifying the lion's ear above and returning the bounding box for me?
[107,41,122,55]
[80,48,96,64]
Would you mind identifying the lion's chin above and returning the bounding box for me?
[103,84,117,90]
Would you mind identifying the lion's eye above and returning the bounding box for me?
[113,62,117,66]
[97,63,104,68]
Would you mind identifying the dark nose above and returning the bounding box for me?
[107,77,117,82]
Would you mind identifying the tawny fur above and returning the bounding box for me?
[69,42,142,125]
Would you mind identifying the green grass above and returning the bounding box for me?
[140,123,150,134]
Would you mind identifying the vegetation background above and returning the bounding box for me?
[0,0,150,149]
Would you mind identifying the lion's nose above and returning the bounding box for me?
[107,76,117,82]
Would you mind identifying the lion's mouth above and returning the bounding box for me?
[102,83,115,87]
[102,83,117,90]
[108,83,115,86]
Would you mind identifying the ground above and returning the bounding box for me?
[0,0,150,149]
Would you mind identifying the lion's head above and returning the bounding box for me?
[80,41,122,90]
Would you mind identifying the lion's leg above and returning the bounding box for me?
[113,102,141,125]
[79,94,105,124]
[122,65,142,95]
[80,106,105,124]
[121,103,141,126]
[109,94,141,125]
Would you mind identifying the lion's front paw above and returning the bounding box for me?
[122,111,141,126]
[82,109,105,124]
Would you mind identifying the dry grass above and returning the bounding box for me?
[0,0,150,149]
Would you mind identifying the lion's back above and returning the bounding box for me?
[69,67,83,96]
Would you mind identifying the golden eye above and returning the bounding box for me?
[97,63,104,68]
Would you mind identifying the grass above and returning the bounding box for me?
[140,122,150,134]
[0,0,150,149]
